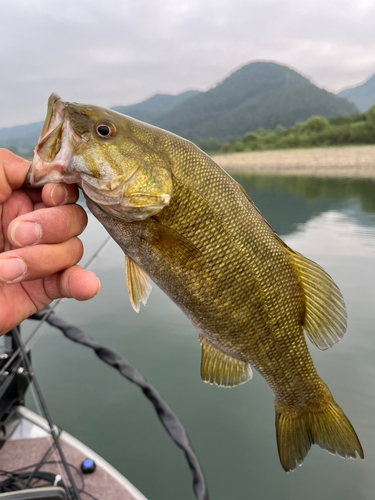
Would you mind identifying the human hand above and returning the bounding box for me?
[0,149,101,336]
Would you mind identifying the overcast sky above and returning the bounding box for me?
[1,0,375,128]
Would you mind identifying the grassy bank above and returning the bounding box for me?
[213,145,375,178]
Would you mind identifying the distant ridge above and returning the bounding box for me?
[0,61,359,153]
[112,90,200,123]
[146,62,358,142]
[338,74,375,112]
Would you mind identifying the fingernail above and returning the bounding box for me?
[51,185,68,205]
[0,258,27,283]
[11,221,42,247]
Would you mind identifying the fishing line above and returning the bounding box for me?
[23,232,112,350]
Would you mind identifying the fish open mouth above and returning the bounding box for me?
[27,93,84,187]
[27,93,173,221]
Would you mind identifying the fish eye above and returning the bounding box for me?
[95,123,116,139]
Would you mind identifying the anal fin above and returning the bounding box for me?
[199,336,252,387]
[125,255,152,313]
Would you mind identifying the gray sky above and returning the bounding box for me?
[1,0,375,128]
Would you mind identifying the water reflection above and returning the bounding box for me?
[237,174,375,214]
[285,210,375,257]
[25,174,375,500]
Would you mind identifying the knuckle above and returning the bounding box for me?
[53,205,87,239]
[43,274,60,301]
[68,237,84,262]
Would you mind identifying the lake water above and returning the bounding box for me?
[24,174,375,500]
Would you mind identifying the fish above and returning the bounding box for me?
[28,93,364,471]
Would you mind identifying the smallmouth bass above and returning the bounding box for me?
[28,93,363,471]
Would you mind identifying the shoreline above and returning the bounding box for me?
[213,145,375,178]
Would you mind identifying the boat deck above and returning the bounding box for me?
[0,406,147,500]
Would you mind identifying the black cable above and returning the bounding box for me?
[0,461,90,497]
[0,471,61,492]
[8,461,82,483]
[43,462,84,492]
[30,306,209,500]
[78,490,99,500]
[10,326,82,500]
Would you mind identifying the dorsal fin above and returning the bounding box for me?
[199,336,252,387]
[278,237,347,350]
[125,255,152,313]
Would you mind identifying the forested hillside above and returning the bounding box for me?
[112,90,199,123]
[220,106,375,153]
[152,62,358,143]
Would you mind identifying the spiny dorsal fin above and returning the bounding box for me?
[199,336,252,387]
[279,237,347,350]
[125,255,152,313]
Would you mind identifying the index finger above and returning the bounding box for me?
[0,149,31,203]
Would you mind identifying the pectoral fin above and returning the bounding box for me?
[280,237,347,350]
[125,255,152,313]
[146,218,204,267]
[199,336,252,387]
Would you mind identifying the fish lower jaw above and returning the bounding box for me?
[81,180,169,220]
[29,158,81,187]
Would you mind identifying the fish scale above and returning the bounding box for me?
[147,138,311,388]
[106,176,322,402]
[29,94,364,471]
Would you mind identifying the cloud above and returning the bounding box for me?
[1,0,374,127]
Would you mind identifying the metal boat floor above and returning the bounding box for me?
[0,407,147,500]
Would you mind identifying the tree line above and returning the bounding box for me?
[195,106,375,153]
[6,105,375,159]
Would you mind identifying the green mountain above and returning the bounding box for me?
[149,62,358,143]
[338,74,375,112]
[112,90,199,123]
[0,61,359,155]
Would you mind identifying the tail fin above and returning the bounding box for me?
[276,400,364,472]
